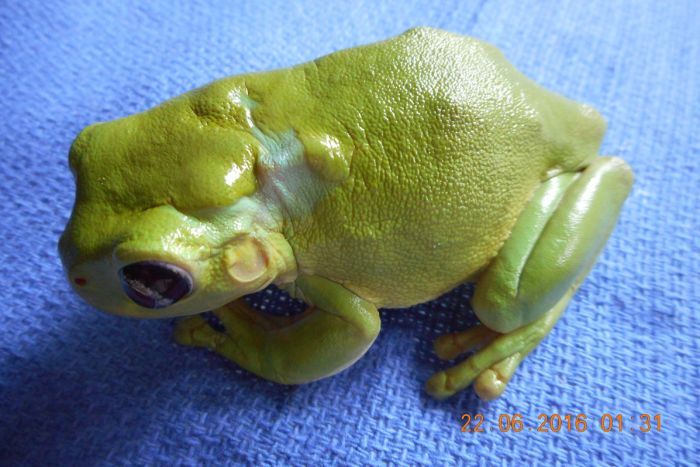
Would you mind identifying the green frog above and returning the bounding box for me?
[59,27,633,399]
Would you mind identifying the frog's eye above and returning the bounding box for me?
[118,261,193,309]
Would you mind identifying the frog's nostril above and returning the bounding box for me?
[118,261,193,309]
[74,277,87,286]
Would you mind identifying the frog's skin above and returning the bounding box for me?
[59,27,633,400]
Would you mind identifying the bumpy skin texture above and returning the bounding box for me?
[243,27,604,307]
[59,27,631,399]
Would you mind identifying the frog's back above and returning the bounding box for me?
[243,27,605,307]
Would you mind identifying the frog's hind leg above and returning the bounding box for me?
[426,157,633,400]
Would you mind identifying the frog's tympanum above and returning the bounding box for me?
[59,28,633,400]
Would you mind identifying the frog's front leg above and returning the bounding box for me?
[174,275,381,384]
[426,157,633,400]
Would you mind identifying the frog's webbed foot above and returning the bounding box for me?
[426,294,566,400]
[427,157,633,400]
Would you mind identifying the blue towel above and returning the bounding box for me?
[1,0,698,464]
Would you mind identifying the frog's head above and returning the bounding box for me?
[58,85,296,318]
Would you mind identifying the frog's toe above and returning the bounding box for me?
[426,350,525,400]
[473,353,524,400]
[425,348,508,400]
[173,315,219,348]
[425,371,451,400]
[433,325,499,360]
[425,292,569,400]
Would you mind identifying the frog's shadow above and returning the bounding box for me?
[3,283,487,460]
[1,295,305,463]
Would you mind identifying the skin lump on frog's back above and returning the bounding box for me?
[228,85,341,228]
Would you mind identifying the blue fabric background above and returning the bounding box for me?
[1,0,698,465]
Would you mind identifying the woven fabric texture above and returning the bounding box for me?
[1,1,698,465]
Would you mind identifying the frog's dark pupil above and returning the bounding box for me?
[118,261,193,309]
